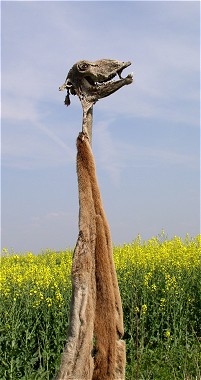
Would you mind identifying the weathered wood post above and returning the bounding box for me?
[56,59,133,380]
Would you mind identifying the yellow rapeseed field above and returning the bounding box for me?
[1,234,200,302]
[1,233,201,379]
[1,249,72,308]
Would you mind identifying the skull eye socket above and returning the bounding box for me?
[66,79,73,88]
[77,62,89,72]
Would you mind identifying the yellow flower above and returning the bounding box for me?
[165,330,171,338]
[46,297,52,307]
[142,304,147,314]
[160,298,166,307]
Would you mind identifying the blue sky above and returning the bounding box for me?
[1,1,200,253]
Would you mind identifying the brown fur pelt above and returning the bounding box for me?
[56,133,125,380]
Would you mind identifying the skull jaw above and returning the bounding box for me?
[79,73,133,113]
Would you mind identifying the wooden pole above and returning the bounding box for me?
[82,106,93,145]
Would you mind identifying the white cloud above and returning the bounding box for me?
[2,3,199,173]
[2,1,199,127]
[2,96,38,123]
[31,211,70,228]
[93,120,198,185]
[1,1,199,251]
[2,118,75,169]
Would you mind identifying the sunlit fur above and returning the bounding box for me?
[56,133,125,379]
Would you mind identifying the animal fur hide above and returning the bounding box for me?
[56,133,125,380]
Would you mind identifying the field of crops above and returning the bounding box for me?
[1,233,201,380]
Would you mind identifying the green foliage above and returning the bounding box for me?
[1,234,201,379]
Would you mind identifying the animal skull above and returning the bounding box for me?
[59,59,133,112]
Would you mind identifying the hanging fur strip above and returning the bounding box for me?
[56,133,125,380]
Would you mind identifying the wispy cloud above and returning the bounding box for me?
[1,1,199,250]
[31,211,70,228]
[94,120,198,185]
[2,116,75,169]
[2,1,199,128]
